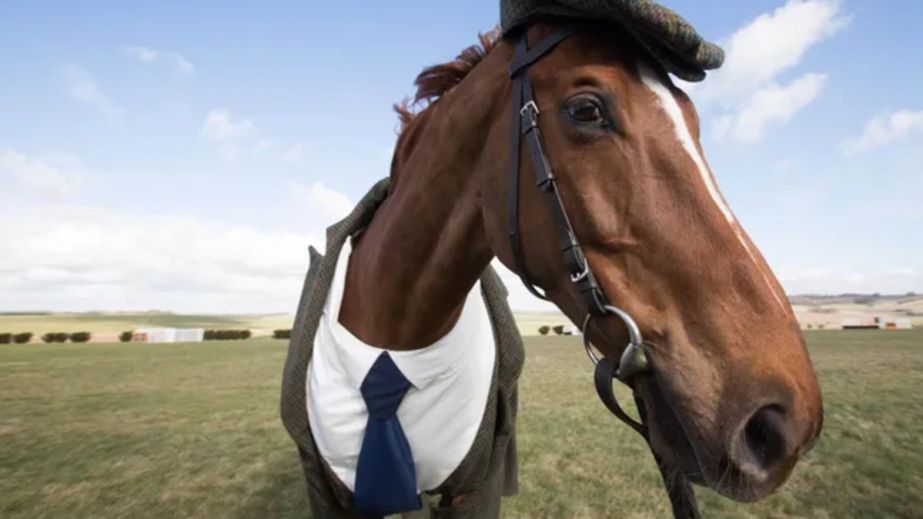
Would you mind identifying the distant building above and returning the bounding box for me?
[877,317,912,330]
[132,328,205,343]
[840,319,878,330]
[840,317,913,331]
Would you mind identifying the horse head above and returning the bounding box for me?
[473,22,824,502]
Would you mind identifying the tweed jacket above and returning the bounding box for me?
[280,178,525,518]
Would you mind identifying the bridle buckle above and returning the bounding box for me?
[570,264,590,283]
[520,100,540,131]
[520,100,540,117]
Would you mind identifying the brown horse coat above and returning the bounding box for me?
[280,178,524,518]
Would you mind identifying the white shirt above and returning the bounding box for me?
[307,240,496,492]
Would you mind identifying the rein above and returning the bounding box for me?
[506,26,700,519]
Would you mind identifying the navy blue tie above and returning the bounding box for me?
[354,352,421,517]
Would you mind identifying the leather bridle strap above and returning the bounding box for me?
[595,359,701,519]
[593,358,646,436]
[507,26,701,519]
[508,26,577,76]
[506,27,608,316]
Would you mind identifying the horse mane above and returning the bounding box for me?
[394,28,501,131]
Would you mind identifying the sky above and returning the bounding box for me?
[1,0,921,313]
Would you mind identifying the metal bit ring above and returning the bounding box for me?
[582,305,649,380]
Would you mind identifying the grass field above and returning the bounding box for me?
[1,331,921,518]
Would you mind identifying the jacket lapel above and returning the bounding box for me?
[281,178,392,450]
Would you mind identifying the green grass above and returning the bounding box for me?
[1,331,921,518]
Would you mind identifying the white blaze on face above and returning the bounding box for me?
[637,63,787,311]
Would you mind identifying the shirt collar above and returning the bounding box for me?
[322,240,480,390]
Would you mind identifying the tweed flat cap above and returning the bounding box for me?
[500,0,724,81]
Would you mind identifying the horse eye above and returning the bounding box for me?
[565,95,608,126]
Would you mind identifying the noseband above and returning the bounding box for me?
[506,26,700,519]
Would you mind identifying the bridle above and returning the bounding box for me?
[506,25,701,519]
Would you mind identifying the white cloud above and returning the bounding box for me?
[60,64,122,120]
[714,73,827,142]
[282,142,307,163]
[200,111,308,163]
[775,158,795,171]
[289,181,354,223]
[697,0,847,103]
[689,0,847,142]
[124,46,157,63]
[201,109,254,141]
[0,175,358,313]
[124,45,196,75]
[889,267,916,278]
[776,265,923,295]
[0,175,560,313]
[0,149,82,198]
[170,54,196,75]
[254,138,277,156]
[841,110,923,154]
[200,109,256,161]
[0,203,322,313]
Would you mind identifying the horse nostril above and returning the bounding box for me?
[740,405,790,473]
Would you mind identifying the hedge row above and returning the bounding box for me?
[204,329,252,341]
[537,325,568,336]
[273,329,292,339]
[0,333,34,344]
[39,332,92,343]
[119,331,133,343]
[71,332,92,343]
[42,332,69,343]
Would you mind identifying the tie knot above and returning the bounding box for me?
[361,353,412,419]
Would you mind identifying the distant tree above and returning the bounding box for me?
[273,329,292,339]
[13,333,32,344]
[538,326,550,336]
[70,332,92,343]
[552,325,565,336]
[42,333,68,343]
[0,333,11,344]
[205,329,252,341]
[119,331,133,343]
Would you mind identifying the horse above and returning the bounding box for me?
[312,18,823,517]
